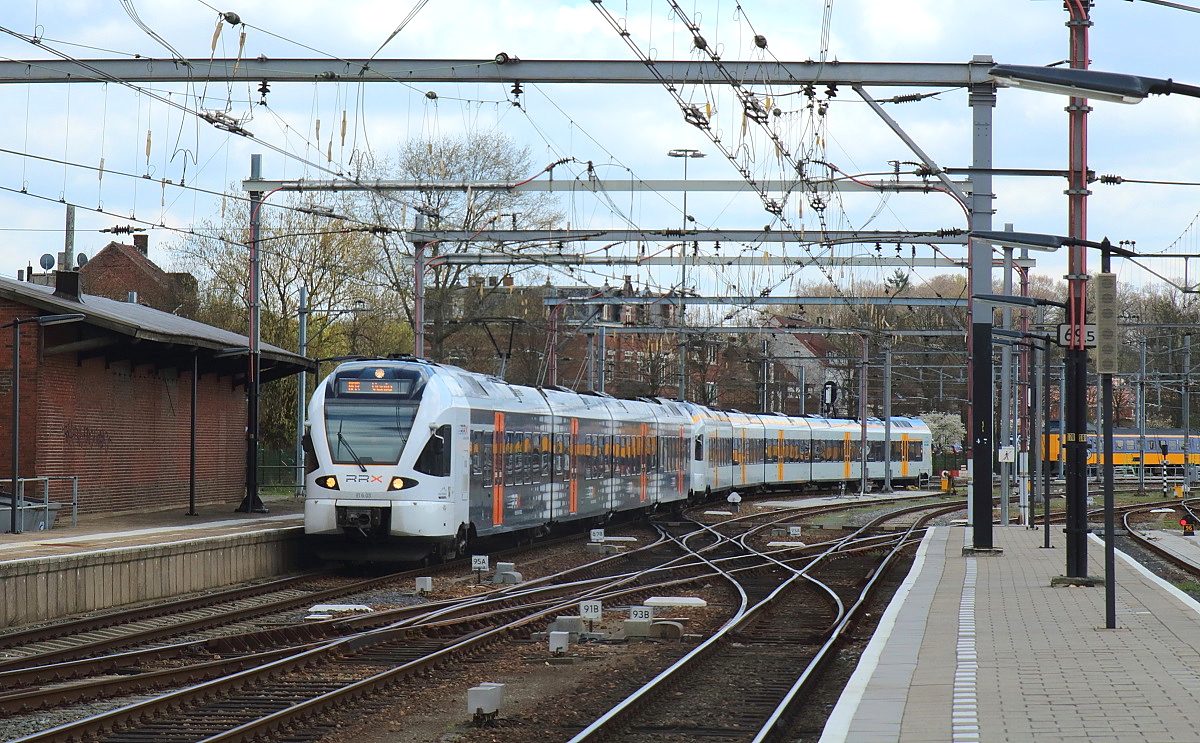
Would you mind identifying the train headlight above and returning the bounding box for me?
[387,476,418,491]
[315,475,339,490]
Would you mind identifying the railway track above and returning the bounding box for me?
[2,524,715,741]
[561,501,961,743]
[1119,502,1200,578]
[2,495,961,742]
[0,523,669,679]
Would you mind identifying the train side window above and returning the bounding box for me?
[694,435,704,461]
[414,424,452,477]
[469,431,482,476]
[505,432,516,476]
[520,444,529,484]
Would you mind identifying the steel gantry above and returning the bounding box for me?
[0,58,993,87]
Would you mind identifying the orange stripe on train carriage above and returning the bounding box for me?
[639,422,648,501]
[777,429,784,482]
[740,429,747,484]
[568,417,579,514]
[492,412,504,526]
[677,425,684,494]
[843,432,852,479]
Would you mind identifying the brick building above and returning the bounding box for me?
[23,233,199,317]
[0,273,310,518]
[77,234,199,316]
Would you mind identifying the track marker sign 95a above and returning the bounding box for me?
[1057,324,1097,348]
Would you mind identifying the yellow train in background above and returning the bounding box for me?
[1045,428,1200,478]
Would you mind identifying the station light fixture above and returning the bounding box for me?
[989,64,1200,104]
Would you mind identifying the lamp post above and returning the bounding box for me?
[667,148,704,400]
[976,233,1136,629]
[5,312,85,534]
[412,211,428,359]
[984,57,1191,611]
[241,154,267,515]
[996,64,1200,504]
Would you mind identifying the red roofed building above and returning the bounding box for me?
[78,234,198,317]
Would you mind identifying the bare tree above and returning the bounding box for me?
[354,132,565,362]
[168,192,391,448]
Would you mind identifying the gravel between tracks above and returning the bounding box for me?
[314,537,916,743]
[313,596,731,743]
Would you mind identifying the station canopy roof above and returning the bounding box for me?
[0,275,314,383]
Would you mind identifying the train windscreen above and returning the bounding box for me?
[324,400,419,465]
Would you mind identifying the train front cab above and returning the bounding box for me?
[305,361,471,561]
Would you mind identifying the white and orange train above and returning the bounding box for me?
[303,358,932,562]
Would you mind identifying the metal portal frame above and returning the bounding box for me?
[0,58,992,87]
[241,178,966,195]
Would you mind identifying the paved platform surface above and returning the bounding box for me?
[823,524,1200,742]
[0,494,304,561]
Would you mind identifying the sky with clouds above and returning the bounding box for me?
[1,0,1199,304]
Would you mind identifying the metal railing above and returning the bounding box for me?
[258,449,300,491]
[1,475,79,529]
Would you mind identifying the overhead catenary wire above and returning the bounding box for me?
[0,26,348,180]
[589,1,905,330]
[7,3,984,348]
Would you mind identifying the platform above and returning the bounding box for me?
[823,524,1200,742]
[0,495,306,627]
